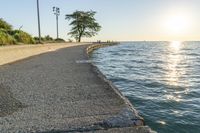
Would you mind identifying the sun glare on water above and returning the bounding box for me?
[170,41,181,50]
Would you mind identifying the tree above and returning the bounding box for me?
[65,10,101,42]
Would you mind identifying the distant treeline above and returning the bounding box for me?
[0,18,65,45]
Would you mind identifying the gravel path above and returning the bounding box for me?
[0,44,154,133]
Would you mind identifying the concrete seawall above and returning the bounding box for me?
[86,43,155,132]
[0,43,155,132]
[86,43,118,54]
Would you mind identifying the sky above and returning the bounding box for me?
[0,0,200,41]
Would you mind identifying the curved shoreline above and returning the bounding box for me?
[0,43,155,132]
[86,43,155,132]
[86,43,143,120]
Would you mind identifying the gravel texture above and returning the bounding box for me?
[0,44,154,133]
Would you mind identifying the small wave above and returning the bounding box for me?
[92,41,200,133]
[143,81,164,88]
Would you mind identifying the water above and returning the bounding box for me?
[91,41,200,133]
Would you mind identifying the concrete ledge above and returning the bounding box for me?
[86,43,118,55]
[86,43,155,133]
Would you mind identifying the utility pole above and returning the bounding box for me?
[37,0,41,43]
[53,7,60,39]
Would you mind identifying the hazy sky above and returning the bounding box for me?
[0,0,200,41]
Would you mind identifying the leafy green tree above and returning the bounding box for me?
[0,18,12,31]
[65,10,101,42]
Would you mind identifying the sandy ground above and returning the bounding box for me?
[0,43,89,66]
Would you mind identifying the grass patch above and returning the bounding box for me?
[0,30,16,45]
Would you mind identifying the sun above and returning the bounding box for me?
[164,14,190,35]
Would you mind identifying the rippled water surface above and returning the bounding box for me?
[92,42,200,133]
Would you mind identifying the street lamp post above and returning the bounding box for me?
[37,0,41,43]
[53,7,60,39]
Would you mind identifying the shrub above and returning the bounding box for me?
[54,38,65,43]
[11,30,35,44]
[34,35,54,43]
[44,35,53,41]
[68,39,73,42]
[0,30,16,45]
[34,37,39,41]
[0,19,35,45]
[0,18,12,31]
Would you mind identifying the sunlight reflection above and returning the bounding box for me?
[165,94,182,102]
[166,41,184,86]
[172,110,179,114]
[170,41,181,51]
[164,41,187,102]
[171,110,183,116]
[156,120,166,125]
